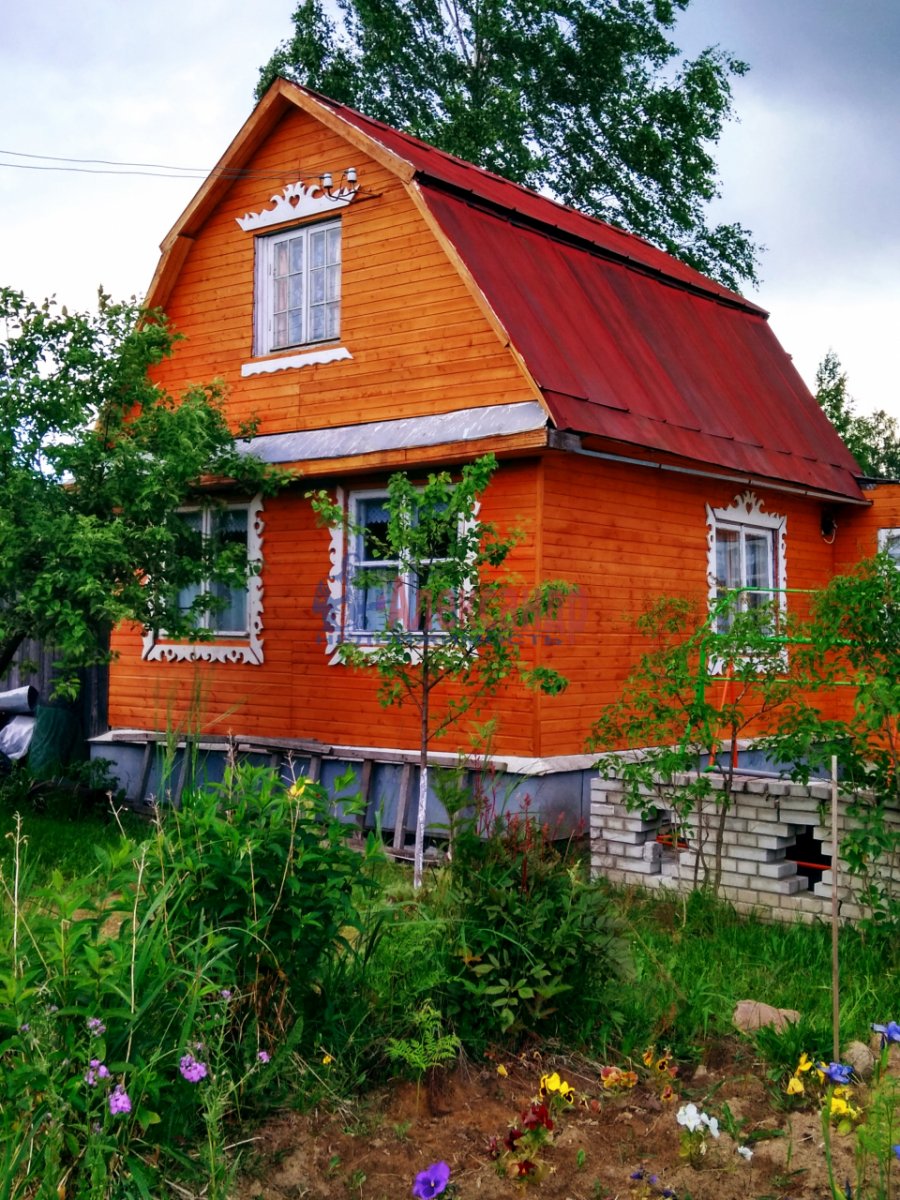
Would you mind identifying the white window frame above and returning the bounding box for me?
[878,527,900,566]
[254,219,341,357]
[706,491,787,632]
[321,487,474,661]
[142,496,264,665]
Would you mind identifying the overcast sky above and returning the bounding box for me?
[1,0,897,419]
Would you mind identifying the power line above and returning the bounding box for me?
[0,148,295,182]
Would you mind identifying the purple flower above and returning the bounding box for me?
[219,989,233,1001]
[412,1162,451,1199]
[84,1059,110,1086]
[19,1023,30,1032]
[108,1085,131,1115]
[893,1145,900,1162]
[179,1053,208,1083]
[87,1017,105,1037]
[630,1169,645,1181]
[820,1062,853,1085]
[258,1050,271,1064]
[872,1021,900,1046]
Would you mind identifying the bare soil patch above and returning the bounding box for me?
[235,1040,856,1200]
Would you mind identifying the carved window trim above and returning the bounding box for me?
[706,490,787,627]
[142,496,264,665]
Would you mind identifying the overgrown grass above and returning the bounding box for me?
[602,884,900,1065]
[0,789,146,882]
[1,770,898,1197]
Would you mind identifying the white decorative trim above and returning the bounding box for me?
[323,489,481,664]
[241,346,352,377]
[142,497,265,665]
[236,181,357,231]
[706,489,787,616]
[324,487,346,663]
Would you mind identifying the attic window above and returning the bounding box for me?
[254,219,341,356]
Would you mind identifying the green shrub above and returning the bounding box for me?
[0,764,377,1198]
[443,799,631,1049]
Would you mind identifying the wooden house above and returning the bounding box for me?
[94,79,900,832]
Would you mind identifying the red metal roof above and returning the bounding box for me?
[307,86,865,501]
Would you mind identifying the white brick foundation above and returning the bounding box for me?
[590,773,900,923]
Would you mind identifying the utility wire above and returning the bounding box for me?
[0,148,295,182]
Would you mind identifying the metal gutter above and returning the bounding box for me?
[548,431,871,506]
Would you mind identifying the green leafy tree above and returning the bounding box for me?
[258,0,759,291]
[0,288,283,697]
[763,553,900,924]
[590,596,803,893]
[815,350,900,479]
[309,453,573,887]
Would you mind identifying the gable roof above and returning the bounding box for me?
[148,79,864,502]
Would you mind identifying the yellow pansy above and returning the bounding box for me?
[830,1096,849,1117]
[541,1071,562,1093]
[642,1047,655,1067]
[497,1064,508,1077]
[322,1053,333,1065]
[797,1052,813,1073]
[786,1075,804,1095]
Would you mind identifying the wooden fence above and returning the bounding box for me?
[0,638,108,742]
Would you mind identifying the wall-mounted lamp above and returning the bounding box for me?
[319,167,359,199]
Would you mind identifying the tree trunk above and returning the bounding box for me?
[0,631,25,682]
[413,626,430,890]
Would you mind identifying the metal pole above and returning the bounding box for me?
[831,754,840,1064]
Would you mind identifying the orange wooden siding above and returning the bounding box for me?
[148,108,536,435]
[836,483,900,570]
[109,448,869,760]
[532,450,856,757]
[109,459,544,758]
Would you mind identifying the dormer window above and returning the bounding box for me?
[255,220,341,355]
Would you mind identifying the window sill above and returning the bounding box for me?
[241,345,352,377]
[142,637,263,665]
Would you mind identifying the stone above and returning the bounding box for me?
[843,1040,875,1080]
[732,1000,800,1033]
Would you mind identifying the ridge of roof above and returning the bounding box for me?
[295,82,767,316]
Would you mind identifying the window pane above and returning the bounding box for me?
[357,569,395,632]
[411,566,453,632]
[326,264,341,301]
[745,531,773,591]
[209,509,249,634]
[310,268,325,305]
[176,511,204,619]
[310,229,326,268]
[881,529,900,566]
[274,277,288,312]
[273,312,287,347]
[324,302,340,340]
[289,236,304,274]
[326,225,341,263]
[274,241,288,276]
[358,498,390,561]
[309,307,325,342]
[715,527,741,589]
